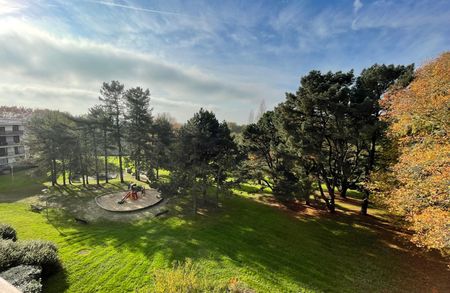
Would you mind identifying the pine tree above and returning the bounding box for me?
[99,81,125,183]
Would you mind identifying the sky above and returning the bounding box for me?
[0,0,449,123]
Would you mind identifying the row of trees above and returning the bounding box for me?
[26,81,175,187]
[242,64,414,214]
[26,82,241,213]
[24,53,448,254]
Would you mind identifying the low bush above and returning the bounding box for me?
[0,224,17,241]
[153,259,223,293]
[0,239,61,277]
[153,259,254,293]
[0,265,42,293]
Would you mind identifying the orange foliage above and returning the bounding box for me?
[378,52,450,254]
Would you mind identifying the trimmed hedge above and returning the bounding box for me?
[0,265,42,293]
[0,239,61,277]
[0,224,17,241]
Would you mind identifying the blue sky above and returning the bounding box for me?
[0,0,449,123]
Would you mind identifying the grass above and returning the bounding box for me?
[0,169,44,202]
[0,171,448,292]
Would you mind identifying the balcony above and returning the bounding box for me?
[0,130,24,136]
[0,142,22,147]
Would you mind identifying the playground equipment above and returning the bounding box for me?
[117,183,146,204]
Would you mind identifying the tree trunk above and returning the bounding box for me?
[103,128,109,184]
[361,132,378,214]
[135,160,140,180]
[305,194,311,206]
[93,130,100,186]
[340,179,348,198]
[80,154,86,187]
[156,168,159,180]
[360,189,370,215]
[116,115,124,183]
[50,159,56,187]
[62,159,66,186]
[323,179,336,213]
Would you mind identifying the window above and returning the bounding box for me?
[14,146,20,155]
[0,127,5,133]
[0,137,6,146]
[0,148,6,157]
[13,125,19,132]
[13,136,20,143]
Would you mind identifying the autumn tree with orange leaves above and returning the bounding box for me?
[370,52,450,254]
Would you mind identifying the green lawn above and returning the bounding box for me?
[0,169,44,202]
[0,172,448,292]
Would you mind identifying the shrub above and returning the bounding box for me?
[153,259,224,293]
[0,239,61,277]
[0,265,42,293]
[19,240,61,276]
[0,224,17,241]
[153,259,254,293]
[0,239,22,270]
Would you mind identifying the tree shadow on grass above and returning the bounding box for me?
[42,193,450,293]
[42,266,70,293]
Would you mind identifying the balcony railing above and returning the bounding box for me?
[0,130,24,136]
[0,142,22,147]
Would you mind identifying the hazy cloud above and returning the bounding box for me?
[353,0,363,14]
[0,20,264,122]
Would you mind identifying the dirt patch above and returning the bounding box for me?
[95,189,162,212]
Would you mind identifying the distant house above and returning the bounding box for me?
[0,118,27,171]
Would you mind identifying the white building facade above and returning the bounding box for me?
[0,119,26,170]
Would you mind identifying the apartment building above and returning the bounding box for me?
[0,118,26,170]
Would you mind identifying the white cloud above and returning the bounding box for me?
[0,19,266,122]
[0,0,27,15]
[353,0,363,14]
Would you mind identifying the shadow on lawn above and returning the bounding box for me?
[43,191,450,293]
[42,266,70,293]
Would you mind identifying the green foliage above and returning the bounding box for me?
[0,239,61,276]
[124,86,153,179]
[0,265,43,293]
[0,224,17,241]
[174,108,241,211]
[1,193,447,292]
[152,114,176,178]
[153,258,226,293]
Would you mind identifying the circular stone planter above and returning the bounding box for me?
[95,189,163,212]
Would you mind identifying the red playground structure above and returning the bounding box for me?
[118,183,146,204]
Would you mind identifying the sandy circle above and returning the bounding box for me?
[95,188,163,212]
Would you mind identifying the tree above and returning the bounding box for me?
[99,81,125,183]
[25,110,77,186]
[152,114,175,179]
[353,63,414,214]
[242,111,280,190]
[175,109,238,213]
[123,87,153,181]
[372,52,449,254]
[279,70,355,212]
